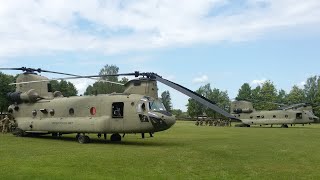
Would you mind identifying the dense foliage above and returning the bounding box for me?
[161,90,172,112]
[186,83,230,119]
[84,65,129,95]
[235,76,320,117]
[0,72,15,113]
[50,80,78,97]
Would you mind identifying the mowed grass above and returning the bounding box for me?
[1,121,320,180]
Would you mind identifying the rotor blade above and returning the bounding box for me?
[0,67,25,71]
[2,67,129,86]
[39,69,138,77]
[38,69,127,86]
[146,73,239,121]
[9,76,125,86]
[282,103,307,110]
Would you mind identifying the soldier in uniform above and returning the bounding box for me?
[1,115,10,134]
[209,119,213,126]
[205,119,209,126]
[195,120,200,126]
[200,119,204,126]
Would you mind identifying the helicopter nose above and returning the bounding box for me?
[148,113,176,132]
[164,115,176,128]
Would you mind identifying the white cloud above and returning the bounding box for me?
[0,0,320,57]
[192,75,209,84]
[251,79,267,86]
[68,79,96,95]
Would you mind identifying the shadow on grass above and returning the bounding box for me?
[20,134,181,147]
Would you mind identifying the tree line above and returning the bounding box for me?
[1,65,320,118]
[183,76,320,119]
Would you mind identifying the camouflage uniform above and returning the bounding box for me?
[209,120,213,126]
[195,120,200,126]
[1,115,10,134]
[200,120,204,126]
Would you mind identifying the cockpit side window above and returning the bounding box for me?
[149,100,167,111]
[112,102,124,118]
[137,101,148,113]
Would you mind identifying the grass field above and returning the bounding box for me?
[1,121,320,180]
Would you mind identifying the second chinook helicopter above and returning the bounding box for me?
[231,101,319,128]
[1,67,238,143]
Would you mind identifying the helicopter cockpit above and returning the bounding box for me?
[137,97,175,132]
[149,99,167,111]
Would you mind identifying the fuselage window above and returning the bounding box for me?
[296,113,302,119]
[112,102,124,118]
[47,83,52,92]
[32,110,37,117]
[69,108,75,116]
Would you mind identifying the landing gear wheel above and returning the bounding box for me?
[110,133,121,142]
[52,133,58,137]
[78,135,90,144]
[12,128,25,137]
[76,133,80,139]
[281,124,289,128]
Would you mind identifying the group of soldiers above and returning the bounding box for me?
[0,115,16,134]
[195,119,231,127]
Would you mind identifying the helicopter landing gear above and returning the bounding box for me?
[281,124,289,128]
[52,133,58,137]
[12,128,25,137]
[110,133,121,142]
[77,134,90,144]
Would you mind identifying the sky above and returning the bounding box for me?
[0,0,320,111]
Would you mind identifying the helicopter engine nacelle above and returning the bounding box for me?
[231,101,255,114]
[7,89,40,103]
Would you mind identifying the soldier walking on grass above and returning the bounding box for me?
[1,115,10,134]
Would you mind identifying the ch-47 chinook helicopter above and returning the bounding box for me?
[231,101,319,128]
[0,67,238,143]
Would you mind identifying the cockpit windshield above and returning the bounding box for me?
[149,100,167,111]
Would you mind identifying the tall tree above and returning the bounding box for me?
[313,79,320,117]
[286,85,306,104]
[304,76,319,104]
[161,91,172,112]
[84,65,127,95]
[236,83,252,101]
[276,89,287,103]
[99,64,119,82]
[0,72,16,113]
[51,80,78,97]
[251,85,261,109]
[186,83,230,119]
[187,89,205,119]
[254,81,278,110]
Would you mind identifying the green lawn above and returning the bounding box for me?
[1,121,320,180]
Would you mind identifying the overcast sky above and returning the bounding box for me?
[1,0,320,111]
